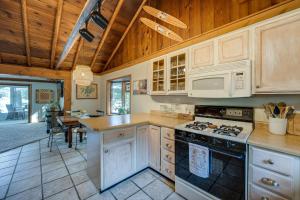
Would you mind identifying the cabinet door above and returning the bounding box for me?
[254,13,300,93]
[167,50,188,94]
[103,141,134,188]
[150,56,167,95]
[148,125,161,171]
[218,30,249,64]
[189,40,214,72]
[136,126,149,171]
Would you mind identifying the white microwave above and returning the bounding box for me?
[188,60,252,98]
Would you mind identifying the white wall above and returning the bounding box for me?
[71,75,101,115]
[99,61,300,123]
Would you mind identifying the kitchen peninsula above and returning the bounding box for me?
[79,113,189,191]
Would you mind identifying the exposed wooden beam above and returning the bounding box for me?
[103,0,147,71]
[55,0,98,69]
[50,0,64,69]
[0,77,59,83]
[90,0,125,71]
[21,0,31,66]
[72,37,83,70]
[0,63,72,111]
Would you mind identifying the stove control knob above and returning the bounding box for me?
[190,133,196,139]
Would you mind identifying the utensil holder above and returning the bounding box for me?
[269,117,287,135]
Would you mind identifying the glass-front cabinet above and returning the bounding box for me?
[150,56,167,95]
[167,49,188,94]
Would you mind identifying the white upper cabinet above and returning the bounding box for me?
[150,56,167,95]
[189,40,214,72]
[167,49,188,94]
[254,11,300,93]
[217,30,249,64]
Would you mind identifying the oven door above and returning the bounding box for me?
[175,139,245,200]
[188,72,231,98]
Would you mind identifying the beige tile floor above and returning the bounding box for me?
[0,134,186,200]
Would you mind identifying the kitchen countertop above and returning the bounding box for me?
[79,113,189,132]
[248,123,300,157]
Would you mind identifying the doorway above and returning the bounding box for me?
[0,84,31,124]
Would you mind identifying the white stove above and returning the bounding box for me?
[175,116,253,143]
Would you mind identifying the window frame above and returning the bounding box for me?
[106,75,131,115]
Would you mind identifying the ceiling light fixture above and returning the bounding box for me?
[91,0,108,29]
[79,21,94,42]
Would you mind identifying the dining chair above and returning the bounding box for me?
[47,126,64,152]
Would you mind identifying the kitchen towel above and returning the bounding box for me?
[189,143,209,178]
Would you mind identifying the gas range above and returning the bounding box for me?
[175,106,254,200]
[176,116,253,143]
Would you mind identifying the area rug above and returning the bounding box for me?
[0,122,48,153]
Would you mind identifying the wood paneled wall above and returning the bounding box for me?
[107,0,299,70]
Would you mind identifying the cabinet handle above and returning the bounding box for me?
[263,159,274,165]
[261,177,279,187]
[261,197,269,200]
[104,149,109,153]
[166,144,172,148]
[118,133,125,137]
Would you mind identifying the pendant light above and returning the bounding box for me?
[73,40,93,86]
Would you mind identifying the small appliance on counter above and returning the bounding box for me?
[175,105,254,200]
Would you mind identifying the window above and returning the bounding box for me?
[109,77,131,115]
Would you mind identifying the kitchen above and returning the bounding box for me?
[0,0,300,200]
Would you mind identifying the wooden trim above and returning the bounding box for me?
[21,0,31,66]
[55,0,98,69]
[50,0,64,69]
[100,0,300,75]
[72,37,83,70]
[90,0,125,70]
[0,83,32,123]
[0,77,58,83]
[103,0,147,71]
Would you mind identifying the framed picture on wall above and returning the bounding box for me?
[76,83,98,99]
[133,79,147,95]
[36,89,54,104]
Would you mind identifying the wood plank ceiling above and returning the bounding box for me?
[0,0,299,74]
[0,0,143,72]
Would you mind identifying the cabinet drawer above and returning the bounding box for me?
[250,165,293,198]
[161,127,175,140]
[103,127,135,144]
[161,137,175,152]
[161,160,175,181]
[251,147,294,176]
[161,149,175,164]
[249,184,288,200]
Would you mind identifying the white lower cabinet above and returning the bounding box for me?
[249,146,300,200]
[148,125,161,171]
[136,125,149,171]
[102,128,136,190]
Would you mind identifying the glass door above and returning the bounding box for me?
[168,51,187,93]
[151,57,166,94]
[0,84,30,124]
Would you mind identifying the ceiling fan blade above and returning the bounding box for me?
[140,17,183,42]
[143,5,187,29]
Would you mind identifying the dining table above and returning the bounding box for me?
[57,115,82,148]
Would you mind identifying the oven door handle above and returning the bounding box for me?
[210,148,244,160]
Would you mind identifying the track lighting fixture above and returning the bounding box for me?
[91,0,108,29]
[79,22,94,42]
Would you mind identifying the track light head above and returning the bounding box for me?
[79,24,94,42]
[91,10,108,29]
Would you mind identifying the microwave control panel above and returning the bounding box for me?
[234,72,245,89]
